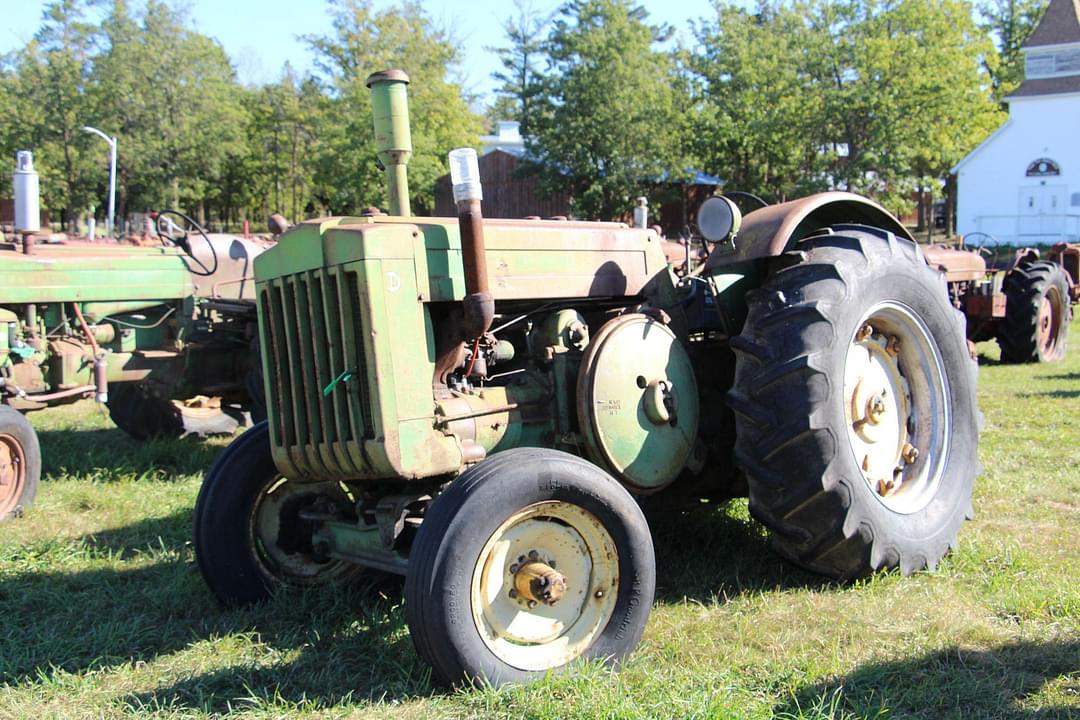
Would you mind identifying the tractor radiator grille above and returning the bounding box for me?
[260,267,374,478]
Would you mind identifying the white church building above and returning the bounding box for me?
[954,0,1080,245]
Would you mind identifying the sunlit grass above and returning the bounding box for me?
[0,330,1076,719]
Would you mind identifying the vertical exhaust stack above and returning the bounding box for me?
[449,148,494,340]
[365,69,412,217]
[13,150,40,256]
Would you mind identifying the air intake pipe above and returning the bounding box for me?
[449,148,493,339]
[365,69,412,217]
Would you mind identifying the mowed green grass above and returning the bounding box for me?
[1,332,1078,720]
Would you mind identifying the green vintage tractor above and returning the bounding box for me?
[1,172,273,520]
[193,70,980,686]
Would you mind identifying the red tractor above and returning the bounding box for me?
[924,240,1077,363]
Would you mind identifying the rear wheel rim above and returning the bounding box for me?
[1037,287,1064,358]
[470,501,619,671]
[0,433,26,515]
[843,302,950,515]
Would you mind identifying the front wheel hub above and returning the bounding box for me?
[471,501,619,671]
[512,556,568,606]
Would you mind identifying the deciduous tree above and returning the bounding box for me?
[525,0,692,220]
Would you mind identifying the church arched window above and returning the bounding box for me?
[1025,158,1061,177]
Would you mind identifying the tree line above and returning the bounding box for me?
[0,0,1046,234]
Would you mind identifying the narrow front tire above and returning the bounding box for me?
[405,448,655,687]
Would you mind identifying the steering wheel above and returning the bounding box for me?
[154,209,218,276]
[959,231,998,266]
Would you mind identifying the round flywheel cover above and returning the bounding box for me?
[576,314,699,493]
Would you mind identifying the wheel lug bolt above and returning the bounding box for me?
[857,324,874,341]
[509,588,518,599]
[887,335,901,357]
[528,550,539,560]
[902,443,919,464]
[518,555,526,563]
[509,563,519,573]
[527,600,537,609]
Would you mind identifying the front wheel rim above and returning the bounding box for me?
[470,501,619,672]
[843,302,951,515]
[0,433,26,515]
[248,477,351,586]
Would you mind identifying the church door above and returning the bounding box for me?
[1018,185,1067,236]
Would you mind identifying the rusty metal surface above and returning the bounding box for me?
[189,233,272,301]
[0,432,26,515]
[924,245,988,282]
[1047,243,1080,293]
[704,192,913,270]
[965,293,1006,320]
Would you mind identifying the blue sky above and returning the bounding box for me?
[1,0,719,102]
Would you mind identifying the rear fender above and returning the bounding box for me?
[703,192,913,271]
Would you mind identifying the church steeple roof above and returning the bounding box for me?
[1024,0,1080,48]
[1008,0,1080,99]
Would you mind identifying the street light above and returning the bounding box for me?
[82,126,116,237]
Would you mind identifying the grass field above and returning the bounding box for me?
[0,332,1077,720]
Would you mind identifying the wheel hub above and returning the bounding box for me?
[510,551,568,607]
[471,501,619,671]
[843,309,950,514]
[847,326,909,466]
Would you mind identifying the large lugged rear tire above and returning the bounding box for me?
[997,261,1071,363]
[193,422,359,606]
[405,448,655,687]
[728,226,979,580]
[0,406,40,521]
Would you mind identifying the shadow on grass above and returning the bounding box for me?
[774,639,1080,719]
[0,499,829,712]
[1042,372,1080,381]
[121,576,435,712]
[1018,390,1080,400]
[36,427,224,480]
[0,508,431,709]
[648,501,830,605]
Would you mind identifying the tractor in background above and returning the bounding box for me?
[924,240,1077,362]
[1,152,277,520]
[193,69,981,687]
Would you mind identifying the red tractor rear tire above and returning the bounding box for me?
[998,261,1071,363]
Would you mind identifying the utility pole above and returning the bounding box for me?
[82,126,117,237]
